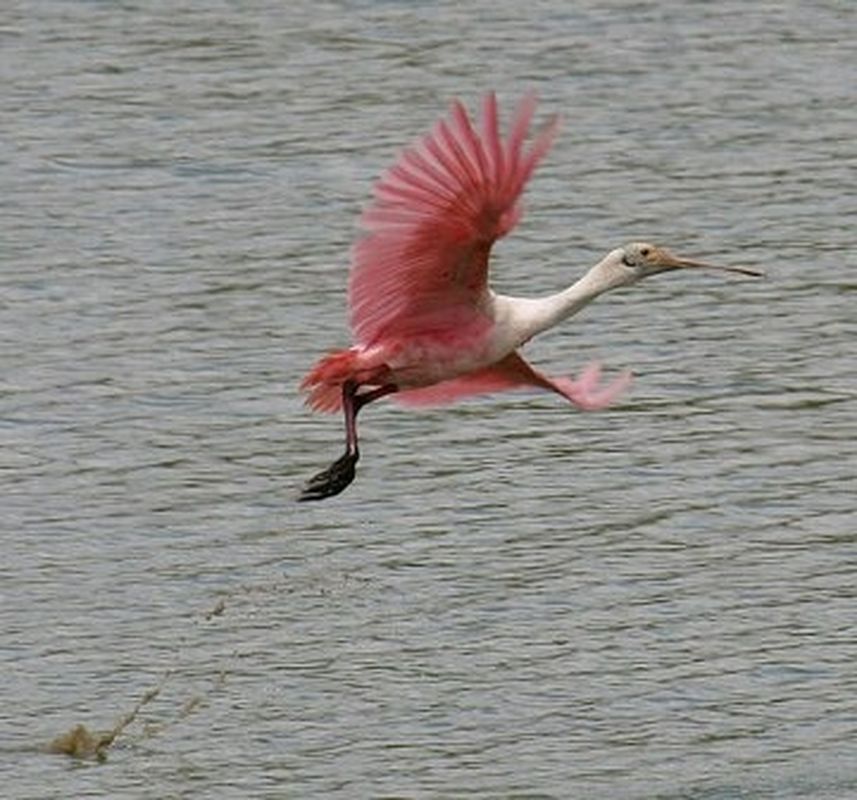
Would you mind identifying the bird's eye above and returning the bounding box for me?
[640,247,650,258]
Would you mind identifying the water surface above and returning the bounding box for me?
[2,1,856,797]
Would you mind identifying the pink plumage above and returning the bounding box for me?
[303,91,578,414]
[296,92,725,500]
[348,92,557,349]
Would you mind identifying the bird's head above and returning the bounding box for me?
[600,242,763,287]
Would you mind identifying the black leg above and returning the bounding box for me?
[299,382,396,501]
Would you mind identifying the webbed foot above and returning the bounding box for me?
[299,451,359,501]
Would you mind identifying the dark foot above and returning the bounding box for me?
[299,451,359,501]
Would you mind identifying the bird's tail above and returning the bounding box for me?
[300,347,392,413]
[301,349,359,412]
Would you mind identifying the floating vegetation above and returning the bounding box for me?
[46,683,164,762]
[205,597,227,620]
[41,573,367,763]
[44,596,233,762]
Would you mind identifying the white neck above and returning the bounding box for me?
[495,258,622,346]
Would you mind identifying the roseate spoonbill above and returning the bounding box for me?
[299,92,761,501]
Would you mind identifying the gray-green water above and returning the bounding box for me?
[2,1,856,797]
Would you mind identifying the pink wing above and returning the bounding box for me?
[395,353,631,411]
[348,92,560,347]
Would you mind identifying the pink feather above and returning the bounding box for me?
[297,93,757,500]
[303,93,628,418]
[395,354,632,411]
[348,92,560,348]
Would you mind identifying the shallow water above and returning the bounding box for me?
[2,1,856,797]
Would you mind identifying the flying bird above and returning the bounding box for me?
[299,92,761,501]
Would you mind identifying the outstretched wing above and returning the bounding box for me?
[394,353,631,411]
[348,92,559,347]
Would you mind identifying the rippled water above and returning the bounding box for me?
[2,1,856,797]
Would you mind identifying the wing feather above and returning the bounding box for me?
[348,92,560,347]
[394,353,631,411]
